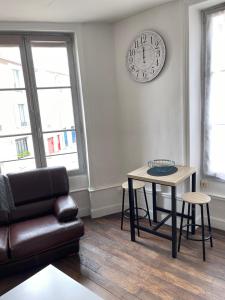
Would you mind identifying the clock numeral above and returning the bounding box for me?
[129,49,135,56]
[156,59,159,66]
[128,56,134,63]
[136,70,139,77]
[156,49,161,57]
[150,67,155,75]
[155,40,159,49]
[150,36,153,44]
[142,71,147,78]
[129,65,135,72]
[141,34,147,44]
[134,40,139,48]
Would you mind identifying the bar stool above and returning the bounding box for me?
[121,180,151,236]
[178,192,213,261]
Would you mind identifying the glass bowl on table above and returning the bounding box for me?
[147,159,177,176]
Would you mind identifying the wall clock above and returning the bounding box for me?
[126,30,166,83]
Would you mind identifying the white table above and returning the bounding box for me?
[1,265,102,300]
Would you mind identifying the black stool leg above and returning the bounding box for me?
[186,203,191,240]
[178,201,185,252]
[201,204,206,261]
[121,189,125,230]
[135,190,140,237]
[143,187,152,227]
[206,203,213,248]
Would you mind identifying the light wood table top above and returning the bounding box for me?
[1,265,102,300]
[127,165,196,186]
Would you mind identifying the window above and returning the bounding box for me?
[0,33,85,175]
[203,5,225,180]
[16,137,29,159]
[18,104,27,127]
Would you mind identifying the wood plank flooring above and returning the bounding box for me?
[1,214,225,299]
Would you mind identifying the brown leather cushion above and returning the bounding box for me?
[9,198,54,223]
[0,227,9,263]
[9,215,84,259]
[0,211,9,225]
[54,195,78,222]
[7,166,69,206]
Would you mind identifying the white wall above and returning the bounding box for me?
[113,0,188,198]
[77,23,125,217]
[114,1,185,173]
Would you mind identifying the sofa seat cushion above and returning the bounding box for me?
[0,226,9,263]
[9,215,84,259]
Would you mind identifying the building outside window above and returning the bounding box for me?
[203,4,225,180]
[0,33,85,175]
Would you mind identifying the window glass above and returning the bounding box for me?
[31,43,70,87]
[37,88,75,132]
[203,8,225,180]
[0,46,25,89]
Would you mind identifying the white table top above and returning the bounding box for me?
[127,165,196,186]
[1,265,102,300]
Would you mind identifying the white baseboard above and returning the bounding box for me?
[78,207,90,217]
[206,216,225,231]
[91,203,122,219]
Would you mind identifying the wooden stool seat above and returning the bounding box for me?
[182,192,211,204]
[122,180,145,190]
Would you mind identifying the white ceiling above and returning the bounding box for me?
[0,0,175,23]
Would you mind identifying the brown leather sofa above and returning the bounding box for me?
[0,167,84,275]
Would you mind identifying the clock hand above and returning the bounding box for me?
[142,47,146,64]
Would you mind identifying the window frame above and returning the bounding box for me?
[202,3,225,182]
[0,32,86,176]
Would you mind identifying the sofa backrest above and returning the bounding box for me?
[7,166,69,222]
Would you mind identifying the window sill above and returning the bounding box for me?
[68,173,88,193]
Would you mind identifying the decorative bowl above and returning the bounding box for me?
[148,159,175,169]
[147,159,177,176]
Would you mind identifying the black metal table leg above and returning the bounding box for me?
[206,203,213,247]
[121,189,125,230]
[178,201,185,252]
[200,204,206,261]
[171,186,177,258]
[191,172,196,234]
[143,187,152,227]
[186,203,191,240]
[128,178,135,242]
[134,190,140,236]
[152,183,157,223]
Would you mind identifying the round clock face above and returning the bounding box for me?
[126,30,166,83]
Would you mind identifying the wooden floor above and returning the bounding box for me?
[1,214,225,299]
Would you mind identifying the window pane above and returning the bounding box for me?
[0,159,36,174]
[0,135,35,162]
[37,88,75,131]
[31,43,70,87]
[0,90,31,135]
[46,153,79,171]
[0,46,25,89]
[43,131,77,156]
[204,9,225,179]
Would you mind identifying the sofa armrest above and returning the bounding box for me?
[54,195,78,222]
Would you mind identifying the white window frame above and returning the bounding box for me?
[202,4,225,181]
[0,32,86,176]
